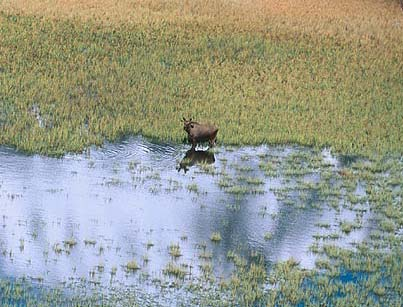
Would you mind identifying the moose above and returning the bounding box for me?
[182,117,218,150]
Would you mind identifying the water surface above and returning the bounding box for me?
[0,136,375,293]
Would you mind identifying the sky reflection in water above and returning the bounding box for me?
[0,136,372,288]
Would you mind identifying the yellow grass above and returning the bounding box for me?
[0,1,402,156]
[1,1,402,43]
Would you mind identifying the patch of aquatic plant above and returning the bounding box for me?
[379,219,396,233]
[104,177,124,187]
[1,246,402,307]
[146,240,154,249]
[186,183,199,194]
[258,161,277,176]
[263,232,273,241]
[52,243,63,254]
[241,176,265,185]
[199,262,214,278]
[225,202,241,212]
[195,164,217,176]
[0,279,100,307]
[199,250,213,260]
[210,232,222,243]
[217,177,234,189]
[340,220,361,234]
[265,247,403,306]
[163,262,187,279]
[224,184,265,195]
[168,243,182,258]
[63,238,78,251]
[145,172,161,181]
[125,259,140,272]
[315,222,331,229]
[83,239,96,246]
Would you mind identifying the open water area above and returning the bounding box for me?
[0,136,401,305]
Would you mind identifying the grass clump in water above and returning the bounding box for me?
[83,239,96,246]
[380,219,396,233]
[163,262,187,279]
[187,183,199,194]
[264,232,273,241]
[210,232,222,243]
[125,259,140,271]
[168,243,182,258]
[340,220,360,234]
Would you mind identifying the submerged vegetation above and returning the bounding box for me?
[0,1,402,156]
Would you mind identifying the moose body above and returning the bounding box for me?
[183,117,218,150]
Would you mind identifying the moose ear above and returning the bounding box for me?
[182,117,186,121]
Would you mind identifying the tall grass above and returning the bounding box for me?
[0,1,402,156]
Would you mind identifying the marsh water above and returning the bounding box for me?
[0,136,381,300]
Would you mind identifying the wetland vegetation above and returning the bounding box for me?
[0,0,402,306]
[0,138,402,306]
[0,1,402,156]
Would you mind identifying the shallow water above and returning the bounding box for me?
[0,136,375,293]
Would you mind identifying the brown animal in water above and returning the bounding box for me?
[182,117,218,150]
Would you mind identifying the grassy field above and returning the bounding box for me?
[0,0,402,156]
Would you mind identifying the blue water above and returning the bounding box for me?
[0,136,375,300]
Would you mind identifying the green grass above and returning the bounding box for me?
[210,232,222,243]
[63,238,77,248]
[168,243,182,258]
[186,183,199,193]
[340,220,359,234]
[163,262,187,279]
[83,239,96,246]
[0,13,402,156]
[125,259,140,271]
[264,232,273,241]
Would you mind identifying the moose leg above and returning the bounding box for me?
[208,131,218,148]
[187,133,195,150]
[190,138,196,151]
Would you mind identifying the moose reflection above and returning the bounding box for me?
[178,149,215,173]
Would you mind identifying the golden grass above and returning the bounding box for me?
[0,1,402,156]
[1,1,402,42]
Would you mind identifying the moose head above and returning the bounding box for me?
[182,117,195,133]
